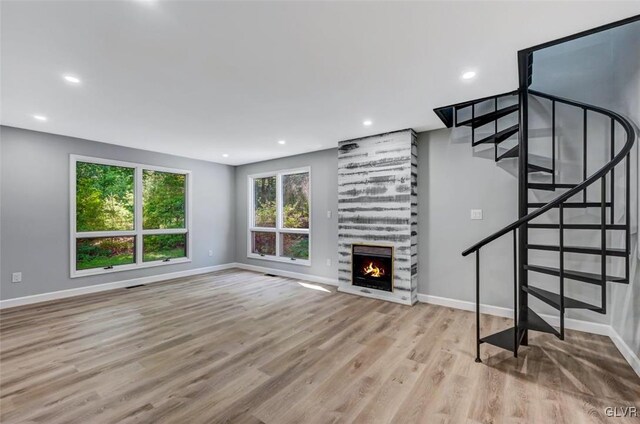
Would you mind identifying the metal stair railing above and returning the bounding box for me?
[461,88,636,362]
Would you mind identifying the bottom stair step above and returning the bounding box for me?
[520,307,561,338]
[480,327,519,353]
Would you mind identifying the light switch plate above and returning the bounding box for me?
[12,272,22,283]
[471,209,483,220]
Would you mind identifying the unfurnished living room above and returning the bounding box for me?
[1,1,639,423]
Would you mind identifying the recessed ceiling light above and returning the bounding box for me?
[461,71,477,80]
[33,114,48,121]
[222,153,229,158]
[63,75,81,84]
[363,120,372,126]
[278,140,286,145]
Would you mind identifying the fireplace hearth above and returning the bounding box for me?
[352,244,393,292]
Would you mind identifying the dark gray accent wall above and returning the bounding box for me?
[233,148,339,280]
[0,126,236,300]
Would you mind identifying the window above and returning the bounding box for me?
[248,168,310,265]
[71,155,191,277]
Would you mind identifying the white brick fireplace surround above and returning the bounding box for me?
[336,129,418,305]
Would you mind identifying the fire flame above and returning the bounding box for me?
[363,262,384,278]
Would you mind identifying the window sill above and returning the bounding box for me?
[71,257,192,278]
[247,254,311,267]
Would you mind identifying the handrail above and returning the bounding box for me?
[461,89,636,257]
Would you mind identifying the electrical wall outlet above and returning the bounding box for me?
[208,250,213,257]
[326,258,331,267]
[12,272,22,283]
[327,210,332,219]
[470,209,483,220]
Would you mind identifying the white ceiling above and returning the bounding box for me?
[1,1,638,165]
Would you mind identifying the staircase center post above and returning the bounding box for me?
[517,50,531,347]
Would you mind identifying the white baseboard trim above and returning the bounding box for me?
[0,263,237,310]
[609,326,640,377]
[416,294,610,335]
[231,262,339,287]
[418,294,514,318]
[417,293,638,377]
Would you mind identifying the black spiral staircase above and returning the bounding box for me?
[433,19,637,362]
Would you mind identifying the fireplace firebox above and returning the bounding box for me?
[352,244,393,292]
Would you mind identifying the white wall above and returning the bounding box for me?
[0,126,236,300]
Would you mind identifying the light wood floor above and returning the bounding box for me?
[1,269,638,424]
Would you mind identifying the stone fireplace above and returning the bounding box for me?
[337,129,417,305]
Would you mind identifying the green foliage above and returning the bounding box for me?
[143,234,186,261]
[253,176,276,227]
[143,247,185,262]
[285,236,309,259]
[252,232,276,255]
[75,163,188,270]
[283,203,309,228]
[283,173,309,229]
[143,171,186,229]
[76,237,134,270]
[253,173,309,229]
[76,162,134,231]
[255,200,276,227]
[252,173,309,259]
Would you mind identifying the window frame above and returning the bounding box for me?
[70,154,192,278]
[247,167,311,266]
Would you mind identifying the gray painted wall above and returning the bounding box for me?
[234,148,338,280]
[532,21,640,348]
[0,126,236,300]
[416,128,521,310]
[609,22,640,355]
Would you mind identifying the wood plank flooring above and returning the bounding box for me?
[1,269,638,423]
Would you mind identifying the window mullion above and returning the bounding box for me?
[276,172,283,257]
[142,228,188,235]
[135,166,143,265]
[76,230,137,238]
[249,177,254,229]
